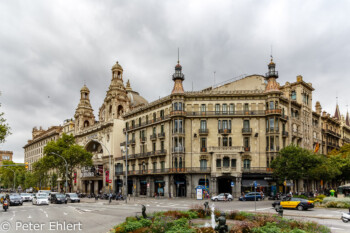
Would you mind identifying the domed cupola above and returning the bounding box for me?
[265,57,280,93]
[171,60,185,94]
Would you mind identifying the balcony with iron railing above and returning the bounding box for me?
[265,71,278,77]
[186,110,266,117]
[280,115,289,121]
[208,146,244,152]
[170,110,186,117]
[265,108,282,115]
[218,128,231,134]
[243,167,274,173]
[150,134,157,141]
[124,115,171,132]
[172,147,185,153]
[282,131,289,137]
[158,132,165,139]
[325,129,341,138]
[140,137,147,143]
[155,149,167,156]
[242,128,252,134]
[126,167,211,175]
[266,127,279,133]
[199,128,209,135]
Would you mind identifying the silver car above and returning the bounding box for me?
[211,193,233,201]
[20,193,32,202]
[66,193,80,203]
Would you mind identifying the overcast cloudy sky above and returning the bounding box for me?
[1,0,349,162]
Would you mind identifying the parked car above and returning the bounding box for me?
[20,193,33,202]
[32,195,49,205]
[66,193,80,203]
[38,190,51,196]
[239,192,264,201]
[50,193,67,204]
[9,194,23,206]
[211,193,233,201]
[272,197,314,211]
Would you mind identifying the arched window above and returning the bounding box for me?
[84,120,89,128]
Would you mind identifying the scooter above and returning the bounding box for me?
[3,200,9,212]
[341,212,350,223]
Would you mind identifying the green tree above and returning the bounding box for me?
[0,161,26,190]
[271,145,321,191]
[43,133,93,192]
[0,97,11,143]
[328,143,350,184]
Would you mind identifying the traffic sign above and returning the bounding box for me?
[108,180,112,183]
[254,181,257,188]
[231,181,235,187]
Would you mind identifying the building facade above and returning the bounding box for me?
[0,150,13,165]
[24,57,350,197]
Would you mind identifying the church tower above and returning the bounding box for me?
[98,61,130,122]
[74,85,95,133]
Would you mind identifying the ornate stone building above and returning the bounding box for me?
[24,57,350,196]
[0,150,13,165]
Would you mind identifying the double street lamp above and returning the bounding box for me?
[50,152,68,193]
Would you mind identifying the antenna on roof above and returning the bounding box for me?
[177,48,180,64]
[270,45,273,59]
[213,71,216,87]
[192,81,193,91]
[336,95,338,105]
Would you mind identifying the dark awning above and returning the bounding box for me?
[242,180,269,187]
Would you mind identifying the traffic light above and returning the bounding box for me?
[25,162,29,170]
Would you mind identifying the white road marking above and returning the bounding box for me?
[9,211,15,221]
[256,208,273,211]
[28,215,32,218]
[330,227,345,230]
[64,212,68,215]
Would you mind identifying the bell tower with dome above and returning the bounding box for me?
[74,85,95,133]
[98,61,130,122]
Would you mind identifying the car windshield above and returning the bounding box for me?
[37,196,47,199]
[69,194,78,197]
[56,194,65,198]
[21,193,29,196]
[10,195,20,198]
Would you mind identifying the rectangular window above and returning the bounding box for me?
[215,104,220,114]
[222,120,228,129]
[244,103,249,112]
[222,104,227,114]
[218,137,221,147]
[161,161,165,171]
[243,120,250,129]
[200,159,207,170]
[269,118,274,131]
[229,137,232,147]
[174,102,178,110]
[200,120,207,130]
[231,159,236,167]
[153,162,157,172]
[270,136,274,151]
[269,101,274,110]
[291,91,296,100]
[201,138,207,149]
[161,141,164,151]
[161,125,164,133]
[223,137,228,146]
[152,142,156,152]
[218,120,221,130]
[201,104,206,113]
[229,104,234,114]
[244,137,250,148]
[216,159,221,168]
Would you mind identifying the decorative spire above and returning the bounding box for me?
[334,103,340,120]
[126,79,132,91]
[265,57,280,93]
[346,110,350,126]
[171,50,185,94]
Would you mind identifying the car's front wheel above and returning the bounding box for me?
[228,198,232,201]
[214,198,218,202]
[257,198,261,201]
[297,205,304,211]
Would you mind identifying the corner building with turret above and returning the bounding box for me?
[27,58,349,196]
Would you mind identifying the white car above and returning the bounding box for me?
[32,195,49,205]
[66,193,80,203]
[20,193,32,202]
[211,193,233,202]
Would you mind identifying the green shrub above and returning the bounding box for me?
[293,195,308,199]
[316,194,326,200]
[252,222,282,233]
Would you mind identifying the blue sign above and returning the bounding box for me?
[254,181,257,188]
[231,182,235,187]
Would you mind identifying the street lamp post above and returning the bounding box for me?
[92,140,112,194]
[5,167,16,191]
[50,152,68,193]
[125,131,128,204]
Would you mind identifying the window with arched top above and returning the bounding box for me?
[84,120,89,128]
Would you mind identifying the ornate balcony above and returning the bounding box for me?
[199,128,209,135]
[218,129,231,134]
[242,128,252,135]
[150,134,157,141]
[170,110,186,117]
[140,137,147,143]
[155,149,167,156]
[265,108,282,115]
[158,132,165,139]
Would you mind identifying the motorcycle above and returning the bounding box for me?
[3,200,9,212]
[341,212,350,223]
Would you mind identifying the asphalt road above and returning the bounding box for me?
[0,198,349,233]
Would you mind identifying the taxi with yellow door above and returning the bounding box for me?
[272,197,314,211]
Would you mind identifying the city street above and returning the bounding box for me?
[1,198,349,233]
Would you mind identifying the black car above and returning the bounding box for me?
[9,194,23,206]
[50,193,67,204]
